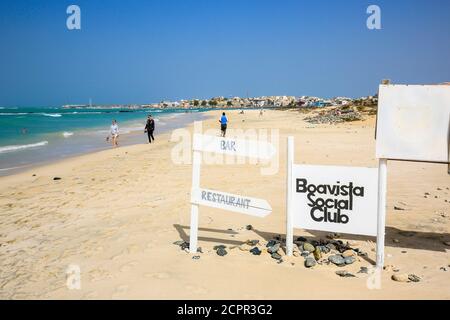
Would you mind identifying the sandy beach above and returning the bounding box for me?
[0,109,449,299]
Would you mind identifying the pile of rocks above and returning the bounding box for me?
[304,108,363,124]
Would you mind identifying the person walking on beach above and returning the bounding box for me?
[144,114,155,143]
[219,112,228,137]
[110,119,119,147]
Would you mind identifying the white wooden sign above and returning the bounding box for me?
[191,187,272,217]
[291,164,378,236]
[376,84,450,163]
[193,133,276,160]
[189,130,275,253]
[285,136,386,268]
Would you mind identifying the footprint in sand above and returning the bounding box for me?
[119,261,138,273]
[144,272,170,279]
[185,284,208,295]
[111,284,129,299]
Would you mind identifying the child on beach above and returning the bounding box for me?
[219,112,228,137]
[109,120,119,147]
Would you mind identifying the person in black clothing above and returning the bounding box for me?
[145,114,155,143]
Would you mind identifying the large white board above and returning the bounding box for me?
[376,84,450,163]
[291,164,378,236]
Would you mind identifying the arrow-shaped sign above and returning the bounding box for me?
[191,187,272,218]
[193,134,276,160]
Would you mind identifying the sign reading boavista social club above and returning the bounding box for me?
[291,164,378,236]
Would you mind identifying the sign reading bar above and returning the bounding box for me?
[291,164,378,236]
[191,187,272,217]
[193,133,276,160]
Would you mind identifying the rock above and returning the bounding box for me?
[53,177,62,181]
[214,245,226,250]
[393,239,400,243]
[392,274,409,282]
[246,239,259,246]
[313,247,322,260]
[326,233,340,240]
[180,242,190,250]
[173,240,184,246]
[394,206,405,211]
[239,244,252,251]
[336,270,355,278]
[326,243,337,251]
[342,250,355,257]
[266,240,278,248]
[344,256,356,265]
[358,267,369,274]
[197,247,203,254]
[440,267,447,271]
[271,252,282,260]
[296,236,307,242]
[301,251,310,257]
[250,247,262,256]
[401,250,407,254]
[246,225,253,230]
[328,255,346,266]
[408,274,421,282]
[303,242,315,253]
[318,245,330,254]
[192,255,200,260]
[216,247,227,256]
[304,257,316,268]
[267,243,281,254]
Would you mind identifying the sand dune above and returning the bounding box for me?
[0,109,449,299]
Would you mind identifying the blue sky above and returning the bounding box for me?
[1,0,449,106]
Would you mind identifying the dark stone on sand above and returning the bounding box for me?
[271,252,282,260]
[214,245,226,250]
[358,267,369,274]
[408,274,421,282]
[318,245,331,254]
[336,270,355,278]
[267,243,281,254]
[216,247,227,256]
[192,255,200,260]
[246,225,253,230]
[394,206,405,211]
[250,247,261,256]
[173,240,184,246]
[296,237,307,242]
[53,177,62,180]
[266,240,278,248]
[344,256,356,265]
[180,242,190,250]
[246,240,259,246]
[326,243,337,251]
[328,255,346,266]
[301,251,310,257]
[197,247,203,253]
[304,257,316,268]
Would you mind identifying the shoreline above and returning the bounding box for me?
[0,109,449,299]
[0,111,210,177]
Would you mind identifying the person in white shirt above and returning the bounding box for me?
[110,120,119,147]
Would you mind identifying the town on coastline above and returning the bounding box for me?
[61,94,378,111]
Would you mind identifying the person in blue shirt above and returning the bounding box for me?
[219,112,228,137]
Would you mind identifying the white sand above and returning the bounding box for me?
[0,109,449,299]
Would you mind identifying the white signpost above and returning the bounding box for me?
[285,136,386,268]
[189,133,275,253]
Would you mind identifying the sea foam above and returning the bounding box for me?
[0,141,49,154]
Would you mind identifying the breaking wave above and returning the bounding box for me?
[0,141,49,154]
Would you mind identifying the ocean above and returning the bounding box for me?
[0,107,209,176]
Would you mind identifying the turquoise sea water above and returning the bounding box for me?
[0,107,208,175]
